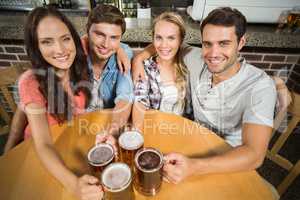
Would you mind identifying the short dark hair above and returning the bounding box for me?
[200,7,247,42]
[87,4,126,34]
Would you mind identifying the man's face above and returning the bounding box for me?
[88,22,122,62]
[201,24,245,74]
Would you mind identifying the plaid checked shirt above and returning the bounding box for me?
[134,56,193,118]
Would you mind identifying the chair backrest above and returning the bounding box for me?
[267,91,300,196]
[0,65,24,135]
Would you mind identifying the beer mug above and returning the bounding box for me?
[87,143,115,177]
[118,130,144,168]
[134,147,164,196]
[101,162,135,200]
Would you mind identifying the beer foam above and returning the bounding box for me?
[119,131,144,150]
[88,144,114,165]
[102,163,131,190]
[135,148,163,172]
[138,151,161,170]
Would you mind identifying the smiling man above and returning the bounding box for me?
[132,7,278,187]
[84,4,134,135]
[161,7,277,183]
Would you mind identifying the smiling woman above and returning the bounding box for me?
[37,16,76,71]
[132,12,192,131]
[14,6,104,200]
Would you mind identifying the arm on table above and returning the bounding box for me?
[108,100,132,136]
[25,103,103,200]
[4,107,27,153]
[132,102,147,133]
[163,123,272,184]
[107,68,134,136]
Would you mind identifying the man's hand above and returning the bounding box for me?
[163,153,195,184]
[116,47,131,74]
[75,175,103,200]
[273,76,292,111]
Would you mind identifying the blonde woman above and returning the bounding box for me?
[132,12,191,131]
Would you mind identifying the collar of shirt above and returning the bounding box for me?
[201,57,247,90]
[87,54,118,80]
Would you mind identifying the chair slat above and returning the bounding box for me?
[0,66,24,137]
[267,91,300,196]
[1,86,17,112]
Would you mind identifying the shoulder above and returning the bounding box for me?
[181,45,204,72]
[245,63,276,90]
[182,45,202,60]
[19,70,39,89]
[18,69,46,109]
[120,42,133,58]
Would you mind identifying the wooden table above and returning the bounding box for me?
[0,110,275,200]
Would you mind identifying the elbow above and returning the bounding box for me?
[252,158,264,169]
[243,146,266,170]
[249,153,265,170]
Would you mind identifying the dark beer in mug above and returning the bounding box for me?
[118,131,144,168]
[134,147,163,196]
[87,143,115,176]
[101,162,135,200]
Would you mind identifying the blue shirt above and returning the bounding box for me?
[87,43,134,109]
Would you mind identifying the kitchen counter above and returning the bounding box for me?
[0,10,299,48]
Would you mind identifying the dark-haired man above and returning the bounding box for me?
[132,7,281,186]
[82,4,134,135]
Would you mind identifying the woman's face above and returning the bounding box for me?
[37,16,76,70]
[153,20,182,62]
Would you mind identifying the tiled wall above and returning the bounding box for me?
[240,49,300,94]
[0,44,30,68]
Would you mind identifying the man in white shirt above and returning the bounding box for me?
[161,7,277,183]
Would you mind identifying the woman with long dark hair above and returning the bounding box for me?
[18,6,102,199]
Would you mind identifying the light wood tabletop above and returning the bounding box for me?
[0,110,275,200]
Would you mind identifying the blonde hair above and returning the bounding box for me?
[152,12,188,111]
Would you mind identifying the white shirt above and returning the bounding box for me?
[159,83,183,115]
[87,77,103,112]
[183,46,277,147]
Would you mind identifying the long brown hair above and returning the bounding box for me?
[24,6,91,122]
[152,12,188,110]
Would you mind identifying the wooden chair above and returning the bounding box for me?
[0,66,24,136]
[267,91,300,196]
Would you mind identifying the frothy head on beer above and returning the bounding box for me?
[102,163,131,191]
[119,131,144,150]
[136,148,163,171]
[88,143,114,166]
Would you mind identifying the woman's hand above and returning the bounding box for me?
[74,175,104,200]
